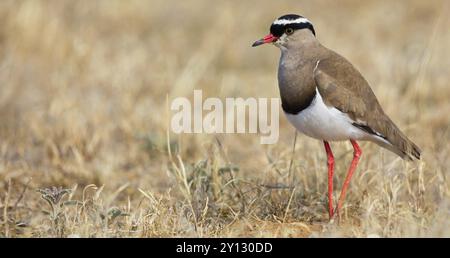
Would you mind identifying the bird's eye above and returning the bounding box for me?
[285,28,294,35]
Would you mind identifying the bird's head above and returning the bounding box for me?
[252,14,316,49]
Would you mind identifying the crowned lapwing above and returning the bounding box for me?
[253,14,421,219]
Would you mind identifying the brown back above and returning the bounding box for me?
[314,49,421,160]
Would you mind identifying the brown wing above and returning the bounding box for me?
[313,52,421,160]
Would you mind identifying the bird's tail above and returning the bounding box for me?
[372,115,421,161]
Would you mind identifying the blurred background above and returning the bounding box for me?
[0,0,449,237]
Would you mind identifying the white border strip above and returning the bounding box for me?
[273,17,311,25]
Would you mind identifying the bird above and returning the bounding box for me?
[252,14,421,219]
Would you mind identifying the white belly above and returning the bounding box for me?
[285,88,367,141]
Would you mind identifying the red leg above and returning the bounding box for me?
[323,141,334,219]
[336,140,362,215]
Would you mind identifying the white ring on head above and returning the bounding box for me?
[273,17,311,25]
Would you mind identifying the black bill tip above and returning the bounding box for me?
[252,39,265,47]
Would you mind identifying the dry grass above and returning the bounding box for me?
[0,0,449,237]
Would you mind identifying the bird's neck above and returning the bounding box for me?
[278,40,324,114]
